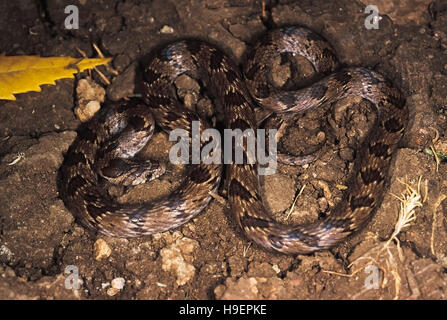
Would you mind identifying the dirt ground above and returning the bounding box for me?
[1,0,447,300]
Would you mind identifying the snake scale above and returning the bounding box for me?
[60,26,407,254]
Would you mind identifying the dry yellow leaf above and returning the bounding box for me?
[0,54,111,100]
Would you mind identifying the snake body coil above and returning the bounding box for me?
[60,27,407,254]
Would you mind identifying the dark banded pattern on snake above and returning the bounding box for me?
[59,26,407,254]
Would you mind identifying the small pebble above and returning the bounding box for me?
[272,264,281,274]
[75,100,101,122]
[111,277,126,290]
[106,287,120,296]
[93,239,112,261]
[160,25,174,34]
[316,131,326,143]
[75,78,105,122]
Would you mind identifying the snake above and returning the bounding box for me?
[59,26,407,254]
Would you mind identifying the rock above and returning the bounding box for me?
[111,277,125,290]
[76,78,106,101]
[247,261,277,278]
[107,62,136,101]
[93,239,112,261]
[113,54,132,72]
[75,100,100,122]
[75,79,106,122]
[160,25,174,34]
[107,287,120,296]
[262,174,296,213]
[227,255,246,277]
[174,74,201,110]
[214,277,261,300]
[160,237,199,286]
[105,277,125,296]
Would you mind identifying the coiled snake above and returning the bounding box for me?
[60,27,407,254]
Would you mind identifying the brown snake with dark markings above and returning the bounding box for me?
[60,26,407,254]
